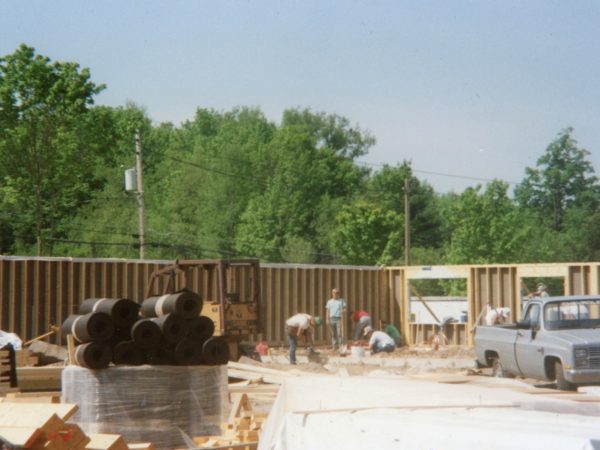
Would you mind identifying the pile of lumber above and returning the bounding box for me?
[0,401,154,450]
[15,349,39,367]
[0,348,17,393]
[16,366,63,392]
[192,394,266,450]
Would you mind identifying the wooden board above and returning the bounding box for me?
[0,425,42,448]
[85,433,129,450]
[127,443,156,450]
[3,392,61,403]
[0,403,78,423]
[16,367,63,392]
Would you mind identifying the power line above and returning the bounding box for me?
[166,156,267,185]
[355,160,521,185]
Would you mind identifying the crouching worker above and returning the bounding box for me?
[363,326,395,354]
[285,313,322,365]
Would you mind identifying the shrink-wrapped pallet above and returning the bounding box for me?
[62,365,227,450]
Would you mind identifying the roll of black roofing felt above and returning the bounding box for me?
[173,338,200,366]
[74,342,113,369]
[112,324,134,344]
[145,344,173,365]
[201,337,230,366]
[151,313,188,344]
[112,340,145,366]
[61,312,114,343]
[186,316,215,342]
[130,318,162,350]
[140,290,202,319]
[79,298,140,328]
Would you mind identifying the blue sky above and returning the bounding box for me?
[2,0,599,193]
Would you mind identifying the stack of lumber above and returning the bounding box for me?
[16,366,63,392]
[0,348,17,392]
[0,402,86,450]
[15,349,39,367]
[192,394,266,450]
[0,401,155,450]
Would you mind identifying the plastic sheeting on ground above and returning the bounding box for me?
[259,375,600,450]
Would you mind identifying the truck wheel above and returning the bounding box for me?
[491,357,514,378]
[554,361,576,391]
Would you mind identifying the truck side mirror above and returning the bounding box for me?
[516,320,531,330]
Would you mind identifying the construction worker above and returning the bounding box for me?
[485,306,511,326]
[533,283,549,298]
[380,320,402,346]
[285,313,322,365]
[363,326,395,354]
[325,288,346,350]
[350,309,372,341]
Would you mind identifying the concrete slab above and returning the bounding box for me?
[258,374,600,450]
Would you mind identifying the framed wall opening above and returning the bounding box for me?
[404,266,470,346]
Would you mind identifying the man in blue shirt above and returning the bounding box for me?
[325,288,346,350]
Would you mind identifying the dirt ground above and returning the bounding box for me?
[235,344,483,416]
[254,344,477,375]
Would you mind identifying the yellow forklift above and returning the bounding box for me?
[145,259,261,360]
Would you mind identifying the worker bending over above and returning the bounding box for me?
[351,309,372,341]
[285,313,322,365]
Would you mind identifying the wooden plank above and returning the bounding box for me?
[5,392,61,402]
[85,433,129,450]
[2,395,59,404]
[127,444,156,450]
[0,403,78,423]
[67,336,76,366]
[0,426,43,448]
[227,394,252,424]
[42,423,90,450]
[16,367,63,392]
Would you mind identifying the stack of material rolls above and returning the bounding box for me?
[60,290,229,369]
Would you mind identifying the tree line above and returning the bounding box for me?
[1,44,599,266]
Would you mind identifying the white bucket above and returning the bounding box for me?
[351,346,365,358]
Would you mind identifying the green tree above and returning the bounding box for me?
[149,107,275,258]
[515,128,600,230]
[0,44,104,255]
[444,180,531,264]
[235,109,372,262]
[330,200,402,265]
[365,162,444,254]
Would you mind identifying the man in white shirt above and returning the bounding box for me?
[363,326,395,354]
[485,306,511,326]
[285,313,322,365]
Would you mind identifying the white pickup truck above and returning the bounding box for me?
[474,296,600,390]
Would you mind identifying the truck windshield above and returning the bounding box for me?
[544,300,600,330]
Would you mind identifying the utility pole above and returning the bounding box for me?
[135,130,146,259]
[404,177,410,266]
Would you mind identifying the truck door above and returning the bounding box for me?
[514,303,546,379]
